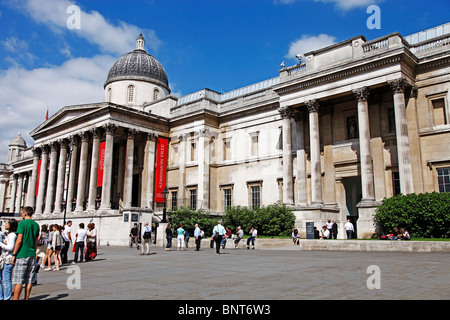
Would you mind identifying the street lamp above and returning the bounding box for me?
[162,186,169,223]
[63,141,74,226]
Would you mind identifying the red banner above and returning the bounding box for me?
[35,159,42,196]
[154,137,168,203]
[97,141,106,187]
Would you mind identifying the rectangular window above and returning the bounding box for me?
[223,138,231,161]
[347,116,359,139]
[251,186,261,209]
[432,98,447,126]
[171,191,178,210]
[189,189,197,210]
[190,141,197,162]
[251,134,259,156]
[437,167,450,193]
[388,108,396,133]
[392,172,401,196]
[224,189,232,210]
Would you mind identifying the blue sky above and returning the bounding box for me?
[0,0,449,162]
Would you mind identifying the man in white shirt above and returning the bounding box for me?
[73,223,87,264]
[246,227,257,250]
[212,221,225,255]
[61,221,72,264]
[344,219,355,239]
[194,224,202,251]
[140,222,152,255]
[320,226,330,239]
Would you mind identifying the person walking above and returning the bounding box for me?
[43,224,54,271]
[0,219,18,300]
[176,224,185,251]
[140,222,152,255]
[51,225,63,271]
[344,219,355,239]
[194,224,202,251]
[212,221,225,255]
[73,223,87,264]
[10,207,40,300]
[129,223,139,249]
[61,220,72,264]
[165,224,173,251]
[85,223,97,261]
[246,227,257,250]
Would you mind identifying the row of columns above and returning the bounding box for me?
[279,78,414,207]
[21,123,158,215]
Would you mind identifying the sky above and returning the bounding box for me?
[0,0,449,162]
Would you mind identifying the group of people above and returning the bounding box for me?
[0,207,98,300]
[383,227,410,240]
[161,222,258,255]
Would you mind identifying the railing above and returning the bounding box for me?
[362,37,389,53]
[410,34,450,55]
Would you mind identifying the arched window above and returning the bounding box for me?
[153,88,160,101]
[107,88,112,102]
[127,85,135,104]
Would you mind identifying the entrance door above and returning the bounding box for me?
[132,173,140,207]
[343,176,362,238]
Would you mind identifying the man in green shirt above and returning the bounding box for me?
[11,206,40,300]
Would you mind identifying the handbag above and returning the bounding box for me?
[143,231,151,239]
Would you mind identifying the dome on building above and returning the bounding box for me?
[104,34,169,91]
[9,132,27,148]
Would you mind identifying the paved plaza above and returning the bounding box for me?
[29,243,450,301]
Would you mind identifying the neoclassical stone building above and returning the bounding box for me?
[1,23,449,244]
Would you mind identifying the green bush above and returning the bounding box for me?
[167,203,296,237]
[374,192,450,238]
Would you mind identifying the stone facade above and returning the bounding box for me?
[1,23,450,244]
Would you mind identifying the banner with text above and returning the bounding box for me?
[97,141,106,187]
[35,159,42,196]
[154,137,168,203]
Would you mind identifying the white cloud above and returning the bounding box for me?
[275,0,382,10]
[286,34,337,59]
[9,0,161,54]
[0,55,116,162]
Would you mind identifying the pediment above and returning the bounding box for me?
[30,102,107,138]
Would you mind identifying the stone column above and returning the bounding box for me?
[75,132,90,212]
[198,129,210,210]
[178,134,186,203]
[10,174,18,213]
[88,128,102,210]
[44,143,59,214]
[0,177,8,212]
[100,124,117,210]
[35,146,49,214]
[306,99,323,205]
[54,140,68,214]
[295,111,307,206]
[124,129,137,209]
[353,87,375,203]
[27,148,41,208]
[389,78,414,194]
[67,136,79,211]
[146,133,157,209]
[15,174,24,213]
[279,106,295,205]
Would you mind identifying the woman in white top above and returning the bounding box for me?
[51,225,63,271]
[0,219,18,300]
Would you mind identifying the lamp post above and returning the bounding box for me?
[162,186,169,223]
[63,142,74,226]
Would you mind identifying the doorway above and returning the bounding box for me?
[132,173,140,207]
[343,176,362,238]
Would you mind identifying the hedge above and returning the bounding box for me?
[373,192,450,238]
[167,203,295,237]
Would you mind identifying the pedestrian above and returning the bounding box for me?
[95,194,101,209]
[292,228,300,245]
[51,225,63,271]
[0,219,18,300]
[344,219,354,239]
[326,219,333,239]
[73,223,87,264]
[43,224,54,271]
[184,229,190,248]
[246,227,258,250]
[129,223,139,249]
[194,224,202,251]
[176,224,185,251]
[234,226,244,249]
[165,223,173,251]
[331,220,338,239]
[320,225,330,239]
[140,222,151,255]
[212,220,225,255]
[61,220,72,264]
[85,223,97,261]
[10,207,40,300]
